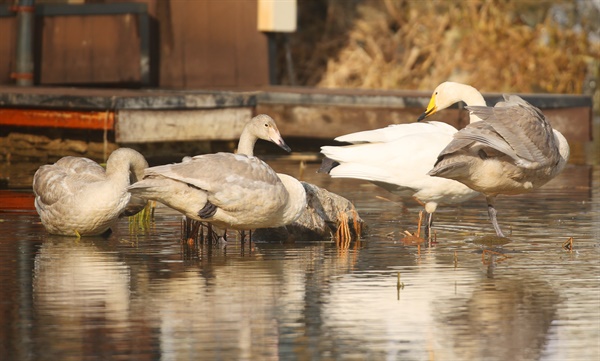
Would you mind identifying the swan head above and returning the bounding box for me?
[105,148,148,181]
[418,82,486,122]
[247,114,291,153]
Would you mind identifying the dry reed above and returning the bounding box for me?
[128,201,155,233]
[562,237,574,252]
[287,0,598,100]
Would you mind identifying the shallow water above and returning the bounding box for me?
[0,160,599,361]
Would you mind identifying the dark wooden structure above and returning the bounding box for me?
[0,0,270,88]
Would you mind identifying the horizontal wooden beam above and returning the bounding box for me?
[0,86,258,110]
[35,3,148,17]
[0,108,114,130]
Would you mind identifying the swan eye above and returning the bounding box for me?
[264,123,269,127]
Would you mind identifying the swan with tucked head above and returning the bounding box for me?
[33,148,149,236]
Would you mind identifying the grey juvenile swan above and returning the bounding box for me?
[428,94,570,237]
[320,82,485,237]
[33,148,149,236]
[128,114,307,231]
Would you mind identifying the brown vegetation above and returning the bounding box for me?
[283,0,599,96]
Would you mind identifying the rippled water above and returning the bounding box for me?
[0,161,598,361]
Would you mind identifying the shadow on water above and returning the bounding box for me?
[0,161,598,360]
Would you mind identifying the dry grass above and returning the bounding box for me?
[287,0,599,98]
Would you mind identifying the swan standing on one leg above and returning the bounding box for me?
[428,94,570,237]
[33,148,149,236]
[320,82,486,238]
[128,114,307,232]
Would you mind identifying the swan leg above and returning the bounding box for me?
[424,212,434,240]
[486,196,505,237]
[198,201,217,219]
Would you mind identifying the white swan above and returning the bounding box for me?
[428,94,570,237]
[320,82,485,237]
[33,148,149,236]
[128,114,307,231]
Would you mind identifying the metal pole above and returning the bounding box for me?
[13,0,35,86]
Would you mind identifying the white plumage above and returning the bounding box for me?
[320,82,488,236]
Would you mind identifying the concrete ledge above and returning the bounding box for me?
[116,108,253,143]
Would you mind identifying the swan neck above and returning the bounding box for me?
[277,174,306,224]
[459,85,486,107]
[237,128,257,156]
[105,149,148,183]
[553,129,570,163]
[459,84,486,123]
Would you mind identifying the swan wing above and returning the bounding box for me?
[334,121,457,144]
[463,95,558,169]
[324,130,455,193]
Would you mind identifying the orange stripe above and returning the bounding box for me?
[0,108,115,130]
[0,191,36,211]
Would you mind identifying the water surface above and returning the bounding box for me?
[0,161,598,361]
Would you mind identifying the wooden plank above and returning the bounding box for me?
[0,18,16,85]
[0,108,115,130]
[257,102,590,144]
[40,15,141,85]
[543,107,592,142]
[207,1,238,87]
[157,0,186,88]
[115,107,253,143]
[257,86,593,109]
[237,0,270,86]
[159,0,269,88]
